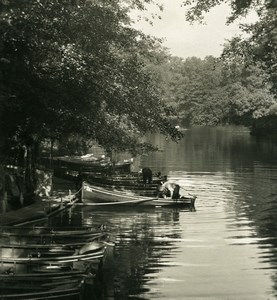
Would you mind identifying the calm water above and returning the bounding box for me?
[53,126,277,300]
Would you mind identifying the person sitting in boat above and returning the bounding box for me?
[172,184,181,200]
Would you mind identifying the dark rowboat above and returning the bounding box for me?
[82,172,161,196]
[0,264,97,299]
[0,228,107,242]
[0,226,105,236]
[44,156,133,180]
[0,281,82,299]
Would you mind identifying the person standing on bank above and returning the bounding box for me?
[141,167,153,186]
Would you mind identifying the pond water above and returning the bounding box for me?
[52,126,277,300]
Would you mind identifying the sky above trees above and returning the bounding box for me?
[131,1,258,58]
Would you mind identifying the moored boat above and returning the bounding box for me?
[82,182,196,208]
[0,240,106,299]
[0,239,107,255]
[0,223,111,299]
[82,182,157,205]
[82,172,162,197]
[0,248,105,264]
[0,281,83,299]
[42,155,133,181]
[0,226,108,245]
[0,241,106,268]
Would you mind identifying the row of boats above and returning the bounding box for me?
[0,225,110,299]
[42,155,197,209]
[1,159,197,299]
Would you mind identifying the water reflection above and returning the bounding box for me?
[76,207,184,300]
[49,126,277,299]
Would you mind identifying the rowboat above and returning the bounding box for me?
[0,275,88,295]
[0,250,99,277]
[0,229,105,238]
[0,252,103,299]
[0,236,107,251]
[0,255,96,298]
[0,244,106,281]
[0,225,109,299]
[82,182,157,205]
[0,240,105,261]
[0,225,107,234]
[1,225,103,232]
[0,239,107,255]
[0,281,83,299]
[0,226,108,244]
[82,172,162,196]
[43,156,133,181]
[0,237,106,251]
[0,248,104,264]
[82,182,196,208]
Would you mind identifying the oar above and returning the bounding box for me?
[179,186,197,198]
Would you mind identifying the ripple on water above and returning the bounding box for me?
[49,166,277,300]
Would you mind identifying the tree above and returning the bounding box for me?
[0,0,182,192]
[182,0,276,23]
[182,0,277,134]
[220,38,276,133]
[148,54,231,127]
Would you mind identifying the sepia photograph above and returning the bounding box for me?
[0,0,276,299]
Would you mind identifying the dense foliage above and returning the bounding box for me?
[0,0,181,191]
[150,51,276,132]
[0,3,181,164]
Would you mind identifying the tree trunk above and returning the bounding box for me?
[24,140,39,194]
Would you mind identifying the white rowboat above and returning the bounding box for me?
[82,182,196,208]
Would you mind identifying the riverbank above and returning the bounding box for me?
[0,177,78,226]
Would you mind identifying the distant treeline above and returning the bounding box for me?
[148,53,277,135]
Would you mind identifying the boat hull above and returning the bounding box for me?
[82,182,157,204]
[82,182,196,208]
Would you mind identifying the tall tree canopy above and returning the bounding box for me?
[0,0,183,192]
[183,0,276,23]
[0,0,181,162]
